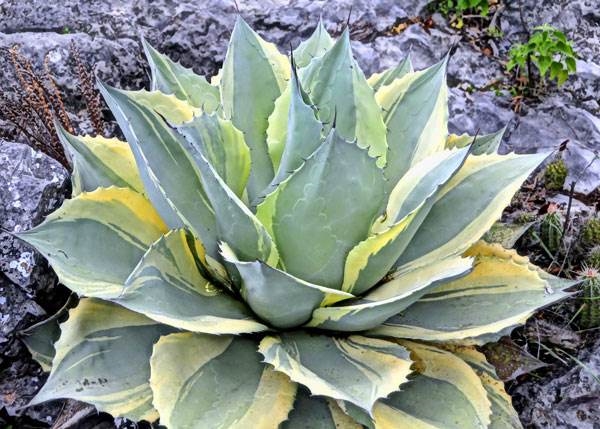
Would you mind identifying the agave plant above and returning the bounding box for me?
[18,18,575,428]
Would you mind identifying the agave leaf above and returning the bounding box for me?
[483,221,533,249]
[265,84,291,173]
[300,29,388,167]
[192,150,279,266]
[57,126,143,195]
[375,147,470,232]
[342,148,469,294]
[282,388,363,429]
[142,38,220,113]
[264,66,323,196]
[220,243,352,329]
[446,126,507,155]
[367,55,413,91]
[452,346,523,429]
[293,19,334,68]
[256,130,386,289]
[336,401,376,429]
[482,338,547,382]
[20,294,75,372]
[220,16,290,202]
[340,211,417,294]
[98,82,221,260]
[177,114,251,198]
[16,187,167,298]
[115,230,268,334]
[307,257,472,332]
[372,242,574,343]
[377,57,449,191]
[395,152,548,270]
[29,298,173,422]
[373,341,492,429]
[97,82,182,229]
[259,333,412,414]
[150,332,296,429]
[124,89,201,124]
[20,316,61,372]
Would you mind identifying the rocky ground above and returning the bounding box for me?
[0,0,599,428]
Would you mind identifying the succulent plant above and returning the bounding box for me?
[587,245,600,269]
[540,211,564,254]
[515,211,537,225]
[543,157,568,191]
[579,266,600,329]
[17,18,575,429]
[581,217,600,247]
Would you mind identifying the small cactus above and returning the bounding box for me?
[515,211,536,224]
[579,266,600,329]
[587,246,600,269]
[544,158,568,191]
[581,217,600,247]
[540,211,563,254]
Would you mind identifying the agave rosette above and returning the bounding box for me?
[18,18,574,428]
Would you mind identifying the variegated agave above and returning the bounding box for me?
[18,18,574,429]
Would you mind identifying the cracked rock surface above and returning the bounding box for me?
[0,140,70,425]
[513,336,600,429]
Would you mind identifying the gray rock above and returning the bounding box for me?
[548,193,593,216]
[514,336,600,429]
[448,43,504,89]
[0,0,409,97]
[0,276,45,350]
[0,32,145,99]
[449,90,600,195]
[506,97,600,194]
[449,88,515,134]
[0,275,46,414]
[0,140,69,291]
[0,140,69,425]
[382,24,453,71]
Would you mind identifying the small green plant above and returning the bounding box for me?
[437,0,490,17]
[516,211,536,224]
[507,24,577,87]
[579,266,600,329]
[581,217,600,247]
[435,0,490,29]
[540,210,563,254]
[587,246,600,269]
[544,157,568,191]
[16,18,573,429]
[486,25,504,39]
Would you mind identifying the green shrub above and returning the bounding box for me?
[507,24,577,86]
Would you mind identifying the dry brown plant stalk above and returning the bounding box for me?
[70,41,104,135]
[0,44,106,169]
